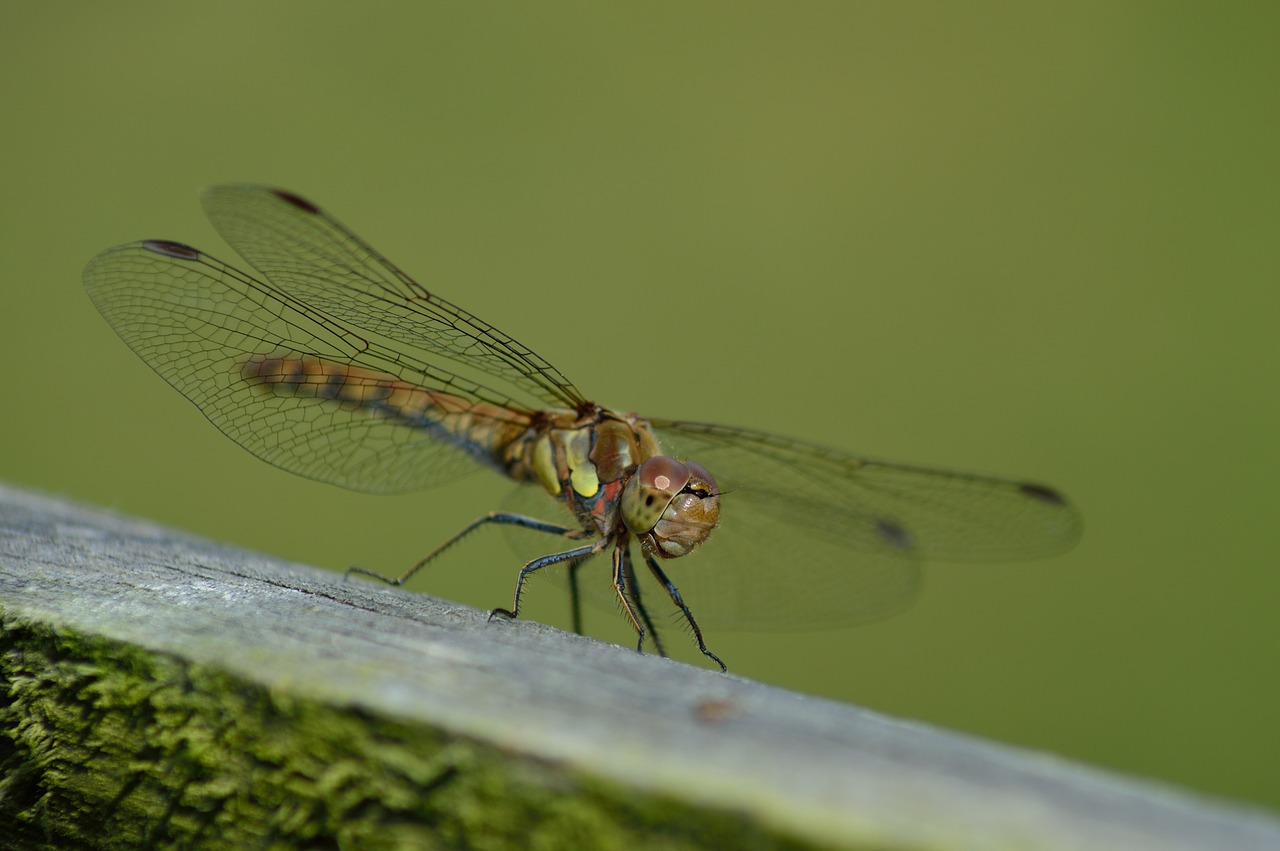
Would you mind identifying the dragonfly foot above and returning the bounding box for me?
[488,607,517,622]
[702,647,728,673]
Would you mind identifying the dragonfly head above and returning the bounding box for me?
[621,456,720,558]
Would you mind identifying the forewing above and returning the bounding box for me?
[201,185,584,411]
[83,240,520,493]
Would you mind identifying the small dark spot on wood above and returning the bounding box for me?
[694,698,738,723]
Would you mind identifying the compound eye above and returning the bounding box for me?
[682,461,717,498]
[621,456,720,558]
[639,456,692,495]
[622,457,692,535]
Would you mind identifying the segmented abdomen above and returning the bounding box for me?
[240,353,534,470]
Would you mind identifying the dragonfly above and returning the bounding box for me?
[83,185,1081,671]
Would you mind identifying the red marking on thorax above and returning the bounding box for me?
[591,478,625,525]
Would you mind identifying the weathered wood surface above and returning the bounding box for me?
[1,482,1277,850]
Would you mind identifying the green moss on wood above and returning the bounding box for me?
[0,611,813,850]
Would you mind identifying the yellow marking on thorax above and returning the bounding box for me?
[565,428,599,498]
[529,436,560,496]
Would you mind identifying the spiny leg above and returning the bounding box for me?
[490,538,609,622]
[345,511,587,587]
[622,549,667,657]
[609,543,650,653]
[643,553,727,672]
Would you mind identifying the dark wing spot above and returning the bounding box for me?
[142,240,200,260]
[875,518,913,551]
[271,189,321,214]
[1019,483,1068,506]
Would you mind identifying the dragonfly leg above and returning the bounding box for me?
[643,553,727,672]
[567,556,588,636]
[609,544,650,654]
[490,538,608,623]
[621,550,667,657]
[344,512,588,587]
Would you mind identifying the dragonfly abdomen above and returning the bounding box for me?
[241,353,533,470]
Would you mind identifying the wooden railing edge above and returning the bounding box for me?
[2,482,1278,851]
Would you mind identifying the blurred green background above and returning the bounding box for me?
[2,2,1277,814]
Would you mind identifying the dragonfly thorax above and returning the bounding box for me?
[518,412,720,557]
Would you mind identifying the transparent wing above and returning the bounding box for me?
[84,184,1081,635]
[495,419,1079,630]
[200,185,585,411]
[551,420,1081,630]
[656,421,1081,559]
[83,237,538,494]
